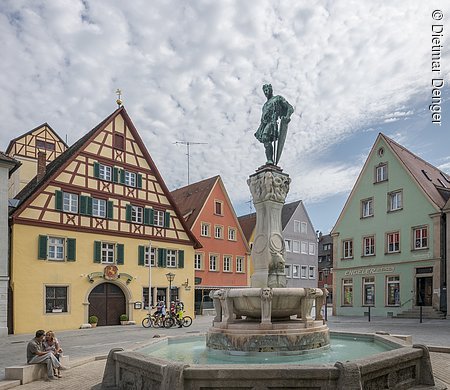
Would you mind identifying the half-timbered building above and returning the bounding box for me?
[8,107,200,334]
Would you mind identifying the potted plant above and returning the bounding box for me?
[89,315,98,328]
[120,314,129,325]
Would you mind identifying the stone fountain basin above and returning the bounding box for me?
[226,287,318,319]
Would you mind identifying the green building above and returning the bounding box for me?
[332,133,450,318]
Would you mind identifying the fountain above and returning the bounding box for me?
[99,85,441,390]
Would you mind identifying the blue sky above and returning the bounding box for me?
[0,1,449,234]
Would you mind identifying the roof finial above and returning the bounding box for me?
[115,89,123,107]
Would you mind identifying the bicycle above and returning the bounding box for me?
[141,312,166,328]
[164,312,193,328]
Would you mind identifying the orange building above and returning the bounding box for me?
[171,176,250,314]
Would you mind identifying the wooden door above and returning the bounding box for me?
[416,277,433,306]
[89,283,126,326]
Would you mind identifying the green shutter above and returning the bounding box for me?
[138,245,145,266]
[125,204,132,222]
[67,238,76,261]
[93,162,100,178]
[164,211,171,228]
[137,174,143,189]
[38,235,48,260]
[80,196,87,215]
[120,169,125,184]
[178,250,184,268]
[93,241,101,263]
[144,208,152,225]
[113,167,119,183]
[116,244,124,265]
[55,190,63,211]
[87,197,93,215]
[158,248,167,268]
[107,201,114,219]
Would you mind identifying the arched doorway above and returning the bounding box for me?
[88,282,126,326]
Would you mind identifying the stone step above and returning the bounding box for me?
[0,380,21,390]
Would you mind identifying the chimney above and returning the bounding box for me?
[37,151,47,181]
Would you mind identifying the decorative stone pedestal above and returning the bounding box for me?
[247,165,291,288]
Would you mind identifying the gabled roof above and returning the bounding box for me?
[6,122,68,155]
[0,151,20,175]
[10,106,201,249]
[170,176,220,229]
[238,200,308,240]
[237,212,256,242]
[383,134,450,209]
[332,133,450,233]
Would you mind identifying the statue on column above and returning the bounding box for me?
[254,84,294,165]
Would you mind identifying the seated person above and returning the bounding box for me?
[43,331,63,378]
[27,329,67,381]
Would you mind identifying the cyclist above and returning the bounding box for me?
[175,299,184,328]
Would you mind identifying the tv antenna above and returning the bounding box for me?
[174,141,208,185]
[245,198,254,213]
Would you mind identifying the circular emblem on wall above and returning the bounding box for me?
[253,233,268,254]
[104,265,119,280]
[269,233,284,252]
[377,147,384,157]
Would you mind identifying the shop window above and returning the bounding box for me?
[45,286,68,313]
[342,278,353,306]
[363,277,375,306]
[386,276,400,306]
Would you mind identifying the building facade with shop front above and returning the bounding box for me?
[332,133,449,318]
[8,107,200,334]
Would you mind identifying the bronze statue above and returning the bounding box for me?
[254,84,294,165]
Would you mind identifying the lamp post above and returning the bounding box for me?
[166,272,175,303]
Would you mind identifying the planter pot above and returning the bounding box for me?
[121,321,127,325]
[90,323,97,328]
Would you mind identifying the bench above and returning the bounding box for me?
[5,355,69,384]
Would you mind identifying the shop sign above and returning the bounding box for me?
[344,266,395,276]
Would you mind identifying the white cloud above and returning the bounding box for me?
[0,0,449,216]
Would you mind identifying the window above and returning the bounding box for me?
[209,254,218,271]
[363,277,375,306]
[294,220,301,232]
[363,236,375,256]
[214,200,223,215]
[154,210,165,227]
[93,198,107,218]
[301,222,307,234]
[99,164,112,181]
[293,264,300,278]
[214,225,223,239]
[125,171,136,187]
[300,265,307,279]
[413,226,428,249]
[36,139,56,151]
[293,240,300,253]
[145,246,156,267]
[389,190,403,211]
[236,256,244,273]
[48,237,64,260]
[45,286,68,313]
[301,241,308,254]
[285,264,292,278]
[114,133,125,150]
[309,266,316,279]
[323,243,331,251]
[342,278,353,306]
[131,205,143,224]
[201,222,210,237]
[143,287,155,309]
[63,192,78,213]
[309,243,316,255]
[387,276,400,306]
[284,239,292,252]
[223,256,232,272]
[375,163,388,182]
[194,253,203,270]
[387,232,400,253]
[343,239,353,259]
[361,198,374,218]
[228,227,236,241]
[166,250,177,267]
[102,243,115,263]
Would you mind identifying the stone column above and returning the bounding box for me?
[248,166,290,288]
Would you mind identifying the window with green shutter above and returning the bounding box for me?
[138,245,145,266]
[93,162,100,178]
[178,250,184,268]
[116,244,124,265]
[107,201,114,219]
[38,235,48,260]
[93,241,102,263]
[67,238,76,261]
[158,248,167,268]
[55,190,63,211]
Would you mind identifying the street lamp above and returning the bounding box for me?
[166,272,175,303]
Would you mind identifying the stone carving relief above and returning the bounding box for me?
[248,171,291,204]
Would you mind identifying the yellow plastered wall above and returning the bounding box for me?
[11,224,195,334]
